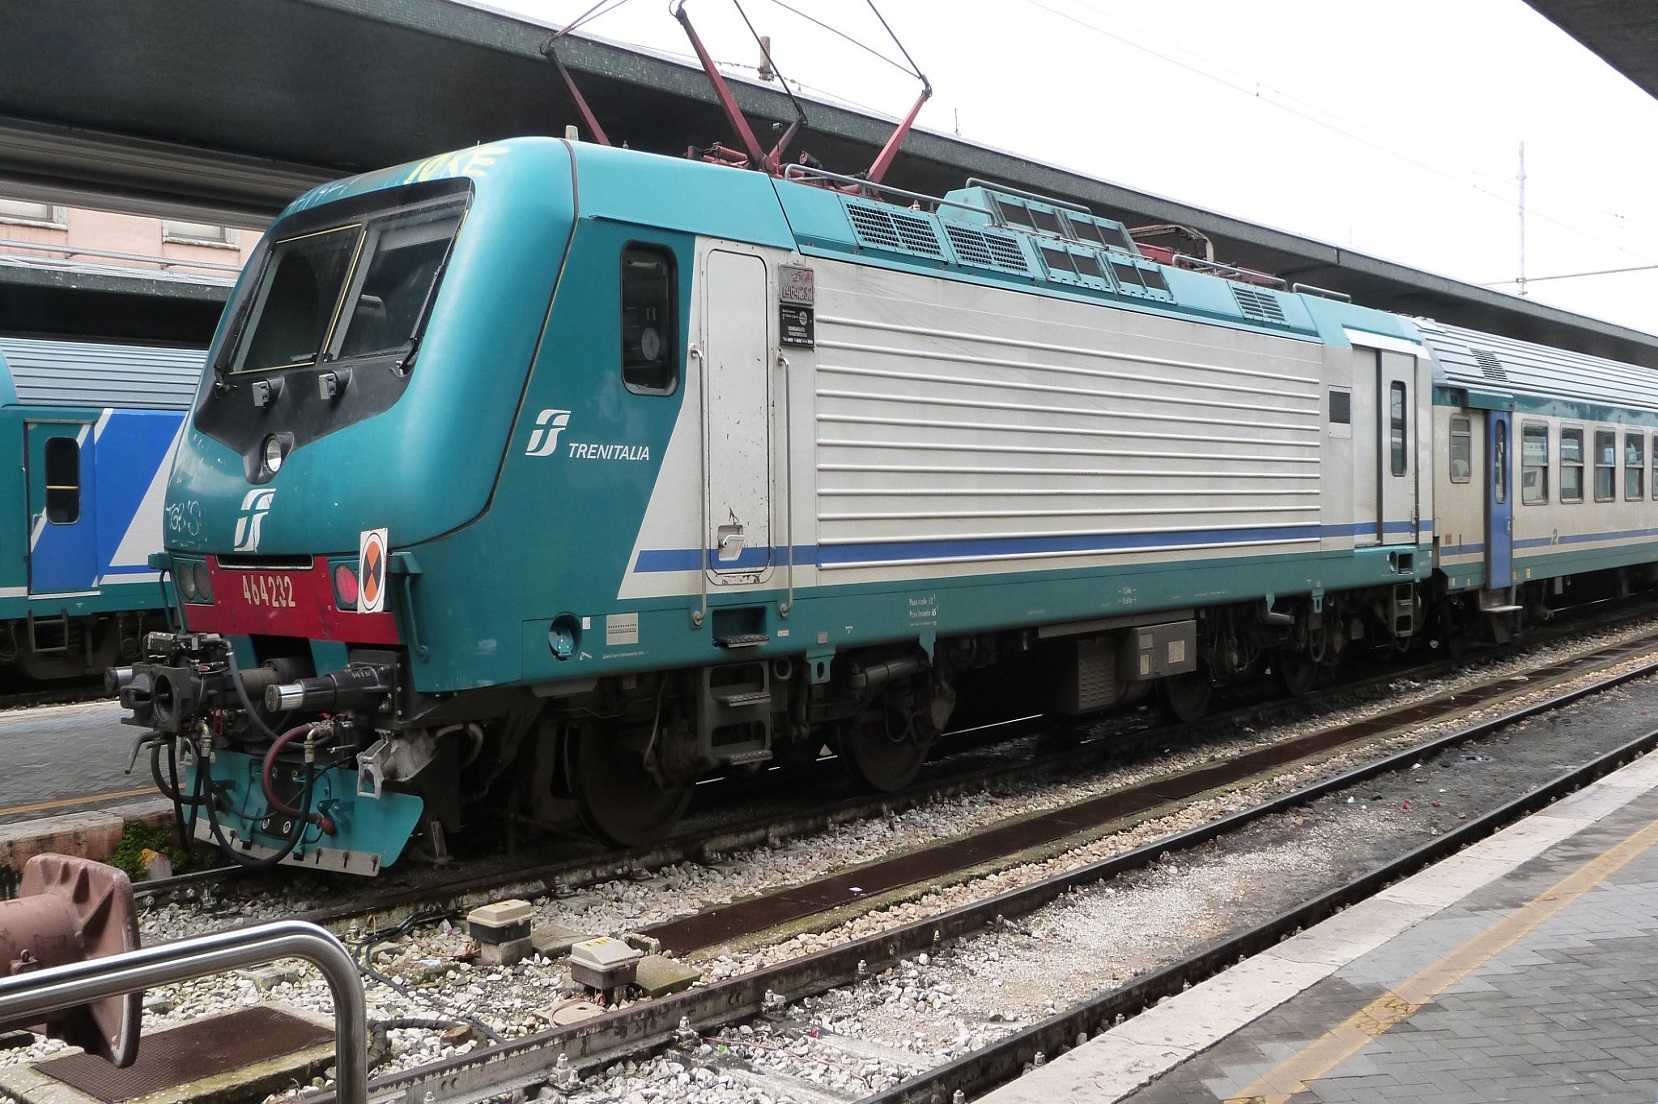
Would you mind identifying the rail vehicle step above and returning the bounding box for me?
[26,609,73,656]
[723,748,773,766]
[1390,584,1415,638]
[714,633,770,649]
[1480,604,1523,614]
[712,689,772,708]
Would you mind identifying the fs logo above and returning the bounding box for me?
[525,409,572,457]
[232,489,276,552]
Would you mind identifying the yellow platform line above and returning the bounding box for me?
[0,786,154,820]
[1224,812,1658,1104]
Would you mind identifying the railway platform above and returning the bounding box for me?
[980,742,1658,1104]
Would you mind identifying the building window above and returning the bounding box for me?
[1560,427,1584,502]
[1388,381,1407,476]
[621,244,677,395]
[0,198,66,228]
[162,219,241,248]
[1449,416,1471,483]
[44,438,81,524]
[1521,422,1549,505]
[1626,432,1646,500]
[1595,429,1616,501]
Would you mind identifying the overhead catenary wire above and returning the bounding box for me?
[1018,0,1658,270]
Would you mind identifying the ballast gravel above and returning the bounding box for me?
[3,618,1658,1104]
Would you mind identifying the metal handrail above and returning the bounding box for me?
[0,919,367,1104]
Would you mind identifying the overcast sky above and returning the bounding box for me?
[473,0,1658,337]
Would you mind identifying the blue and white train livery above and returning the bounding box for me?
[0,337,199,679]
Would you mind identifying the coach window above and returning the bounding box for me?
[1626,432,1646,499]
[44,437,80,524]
[1388,382,1407,476]
[1449,416,1471,482]
[1521,423,1549,504]
[1493,421,1507,505]
[621,245,678,395]
[1560,428,1584,502]
[1652,435,1657,500]
[1594,429,1616,501]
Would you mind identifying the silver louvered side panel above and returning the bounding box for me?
[813,262,1324,570]
[0,337,204,409]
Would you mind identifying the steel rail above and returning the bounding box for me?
[861,721,1658,1104]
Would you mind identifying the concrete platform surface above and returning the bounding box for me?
[980,749,1658,1104]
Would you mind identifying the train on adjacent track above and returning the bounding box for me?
[109,131,1658,875]
[0,337,200,681]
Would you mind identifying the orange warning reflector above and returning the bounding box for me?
[358,528,387,614]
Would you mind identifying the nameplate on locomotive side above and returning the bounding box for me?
[780,304,815,348]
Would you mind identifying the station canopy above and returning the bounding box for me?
[2,0,1656,360]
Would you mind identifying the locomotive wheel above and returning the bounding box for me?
[567,723,694,848]
[1158,668,1212,723]
[838,712,931,793]
[1272,649,1318,697]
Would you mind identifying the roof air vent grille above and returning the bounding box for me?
[1472,347,1508,382]
[846,201,945,259]
[943,224,1030,274]
[1232,285,1286,324]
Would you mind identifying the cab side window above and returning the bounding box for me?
[621,245,678,395]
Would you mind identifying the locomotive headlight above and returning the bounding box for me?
[193,561,214,603]
[176,563,198,602]
[262,434,285,474]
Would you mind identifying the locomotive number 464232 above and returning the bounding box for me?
[240,573,297,609]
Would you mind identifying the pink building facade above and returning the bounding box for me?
[0,196,258,278]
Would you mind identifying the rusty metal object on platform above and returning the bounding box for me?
[0,854,140,1066]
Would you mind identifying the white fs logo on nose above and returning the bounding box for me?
[525,409,572,457]
[232,488,276,552]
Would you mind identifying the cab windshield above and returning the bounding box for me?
[229,196,466,375]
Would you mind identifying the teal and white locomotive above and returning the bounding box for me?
[114,136,1658,873]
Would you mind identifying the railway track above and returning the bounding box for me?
[7,619,1655,1102]
[129,617,1658,933]
[270,632,1658,1104]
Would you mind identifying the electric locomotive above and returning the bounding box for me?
[109,134,1658,874]
[0,336,199,680]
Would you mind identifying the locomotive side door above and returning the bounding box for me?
[1376,351,1418,546]
[1486,409,1513,589]
[25,420,100,594]
[701,248,772,582]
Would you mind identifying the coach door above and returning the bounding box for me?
[1486,410,1513,589]
[701,249,772,582]
[1353,347,1419,547]
[25,421,99,594]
